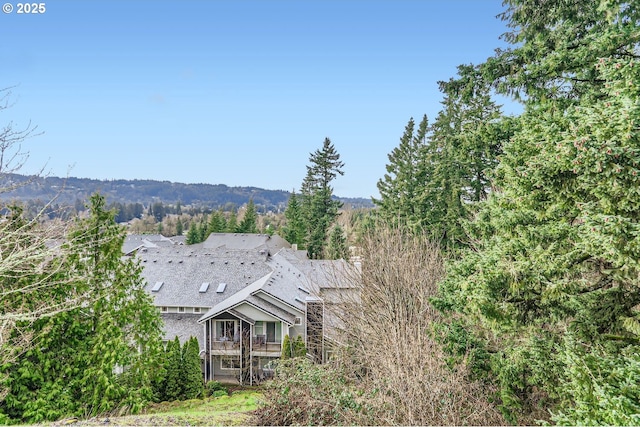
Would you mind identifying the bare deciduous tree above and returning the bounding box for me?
[328,225,505,426]
[0,88,98,400]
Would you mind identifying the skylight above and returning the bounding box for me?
[216,283,227,293]
[151,281,163,292]
[199,282,210,293]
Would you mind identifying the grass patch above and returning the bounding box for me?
[49,389,262,426]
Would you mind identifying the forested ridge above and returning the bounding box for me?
[0,173,373,212]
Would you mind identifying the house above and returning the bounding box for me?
[135,233,353,384]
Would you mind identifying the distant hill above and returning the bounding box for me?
[0,174,374,211]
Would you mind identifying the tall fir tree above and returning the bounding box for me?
[374,115,429,231]
[420,67,508,251]
[207,209,226,234]
[301,138,345,259]
[435,1,640,423]
[327,224,349,260]
[283,190,305,247]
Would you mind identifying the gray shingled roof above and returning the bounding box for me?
[199,272,273,321]
[203,233,290,252]
[138,245,272,309]
[124,234,180,255]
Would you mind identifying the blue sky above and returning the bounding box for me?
[1,1,516,199]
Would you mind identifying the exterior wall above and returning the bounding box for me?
[235,304,280,322]
[254,291,304,316]
[161,313,203,348]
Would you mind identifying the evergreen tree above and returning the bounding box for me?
[420,68,508,251]
[207,209,226,234]
[282,335,292,359]
[198,216,208,242]
[0,194,164,422]
[327,224,349,260]
[301,138,345,259]
[283,191,305,246]
[374,115,429,230]
[176,217,184,236]
[164,336,183,401]
[293,336,306,358]
[186,222,199,245]
[226,210,238,233]
[182,337,204,399]
[435,1,640,423]
[237,198,258,233]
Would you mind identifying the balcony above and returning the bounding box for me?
[210,337,240,355]
[252,335,281,355]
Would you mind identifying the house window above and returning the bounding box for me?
[294,317,302,325]
[178,307,185,313]
[265,321,281,343]
[193,307,201,314]
[255,321,281,343]
[220,356,241,370]
[161,306,168,313]
[216,320,237,341]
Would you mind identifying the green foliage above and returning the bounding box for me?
[207,209,226,234]
[436,46,640,426]
[257,358,373,426]
[293,336,306,357]
[182,337,204,400]
[205,381,227,397]
[185,222,200,245]
[155,336,204,402]
[281,335,292,359]
[373,114,430,231]
[484,0,640,103]
[0,194,164,423]
[300,138,345,259]
[551,343,640,426]
[164,337,183,402]
[226,210,238,233]
[327,224,349,260]
[282,191,305,247]
[237,199,258,234]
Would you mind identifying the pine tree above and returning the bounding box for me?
[420,68,508,251]
[374,115,429,230]
[283,191,305,247]
[227,210,238,233]
[208,209,226,234]
[301,138,345,259]
[237,198,258,233]
[435,1,640,422]
[186,222,199,245]
[327,224,349,260]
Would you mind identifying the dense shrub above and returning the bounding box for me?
[255,358,374,426]
[205,381,228,397]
